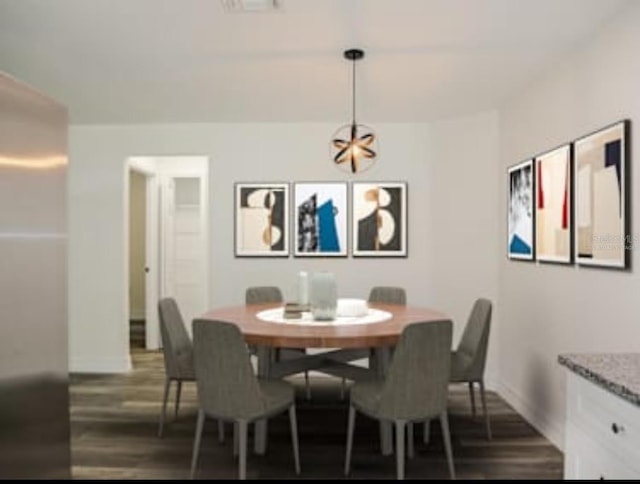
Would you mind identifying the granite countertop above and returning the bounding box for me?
[558,353,640,408]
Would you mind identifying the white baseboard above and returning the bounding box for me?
[484,370,499,392]
[70,354,132,374]
[497,380,565,451]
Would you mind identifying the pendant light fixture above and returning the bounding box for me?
[331,48,377,174]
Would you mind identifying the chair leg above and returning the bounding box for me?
[440,412,456,480]
[395,420,406,480]
[344,405,356,476]
[254,419,267,455]
[233,421,239,457]
[190,409,205,479]
[175,380,183,420]
[479,379,492,440]
[158,377,171,437]
[423,419,431,445]
[407,422,414,459]
[305,371,311,400]
[289,404,301,475]
[238,420,248,480]
[218,419,225,444]
[468,381,477,418]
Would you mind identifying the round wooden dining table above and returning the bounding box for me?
[199,302,450,456]
[200,302,449,349]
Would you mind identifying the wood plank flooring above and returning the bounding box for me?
[70,349,563,480]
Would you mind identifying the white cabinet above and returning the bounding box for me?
[564,372,640,479]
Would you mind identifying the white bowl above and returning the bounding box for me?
[336,298,369,318]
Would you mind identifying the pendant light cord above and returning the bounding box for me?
[352,57,356,125]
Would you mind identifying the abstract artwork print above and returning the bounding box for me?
[235,183,289,257]
[574,121,629,268]
[535,145,571,263]
[294,182,347,257]
[508,160,534,260]
[352,182,407,257]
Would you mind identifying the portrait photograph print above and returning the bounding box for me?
[508,159,534,260]
[235,182,289,257]
[294,182,348,257]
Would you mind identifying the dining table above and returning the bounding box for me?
[200,301,450,456]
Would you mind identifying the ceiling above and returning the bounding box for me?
[0,0,631,124]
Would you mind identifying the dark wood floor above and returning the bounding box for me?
[70,349,563,480]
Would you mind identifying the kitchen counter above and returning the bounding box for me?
[558,353,640,408]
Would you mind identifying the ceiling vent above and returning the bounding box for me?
[221,0,280,13]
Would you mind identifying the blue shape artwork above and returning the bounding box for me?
[509,234,532,255]
[294,182,347,257]
[317,199,340,252]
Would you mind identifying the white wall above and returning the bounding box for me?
[69,114,499,373]
[498,3,640,449]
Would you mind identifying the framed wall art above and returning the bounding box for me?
[294,182,348,257]
[508,159,534,260]
[574,120,630,269]
[535,144,572,263]
[351,182,407,257]
[235,182,289,257]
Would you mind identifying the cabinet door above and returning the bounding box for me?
[566,423,638,479]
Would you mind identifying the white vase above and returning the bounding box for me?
[297,271,309,306]
[310,272,337,320]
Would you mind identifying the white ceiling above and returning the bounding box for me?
[0,0,631,124]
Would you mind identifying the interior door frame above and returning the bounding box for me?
[126,155,209,351]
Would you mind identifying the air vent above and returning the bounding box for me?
[221,0,280,13]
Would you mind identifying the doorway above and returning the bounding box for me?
[128,170,147,350]
[126,156,209,356]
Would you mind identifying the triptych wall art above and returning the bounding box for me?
[507,159,534,260]
[507,119,630,269]
[294,182,348,257]
[352,182,407,257]
[235,183,289,257]
[235,181,407,258]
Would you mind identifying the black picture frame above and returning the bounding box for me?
[573,120,630,269]
[507,159,535,261]
[534,144,573,264]
[351,181,408,257]
[234,182,290,257]
[293,182,348,257]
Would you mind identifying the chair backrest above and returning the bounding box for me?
[368,286,407,305]
[192,319,265,420]
[245,286,283,305]
[158,298,195,380]
[378,320,452,421]
[456,298,492,381]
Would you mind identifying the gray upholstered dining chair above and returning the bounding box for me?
[245,286,283,305]
[345,320,455,480]
[368,286,407,306]
[158,298,225,440]
[342,286,407,400]
[450,298,493,440]
[157,298,194,437]
[245,286,310,399]
[190,319,301,480]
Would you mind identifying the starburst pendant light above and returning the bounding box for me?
[331,48,377,174]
